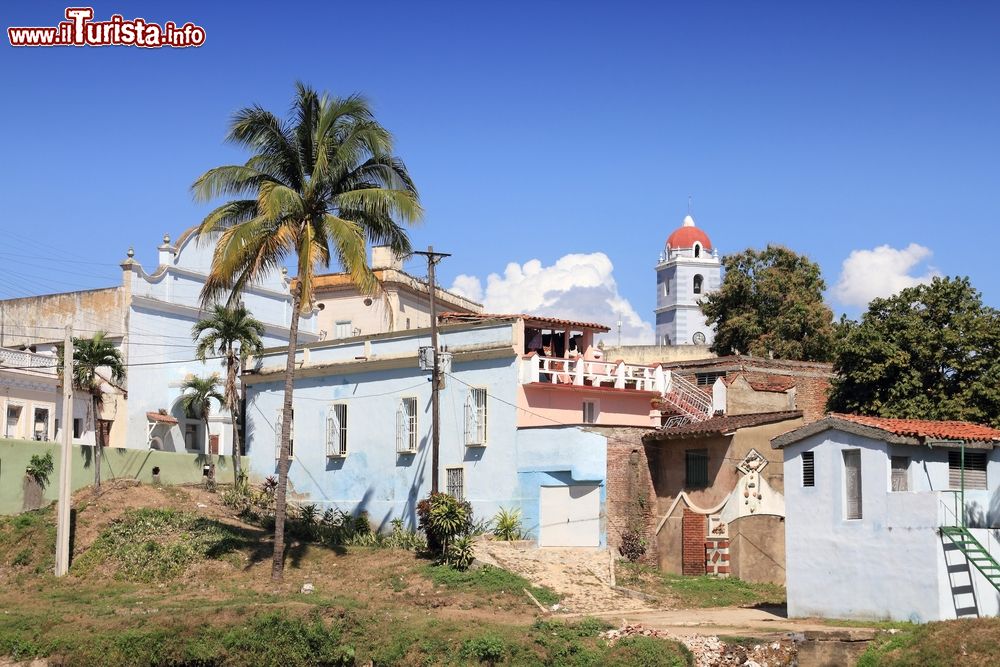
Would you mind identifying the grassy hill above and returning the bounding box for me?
[0,481,691,666]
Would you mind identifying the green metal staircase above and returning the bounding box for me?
[939,526,1000,594]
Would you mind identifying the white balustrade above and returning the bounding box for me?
[0,348,57,373]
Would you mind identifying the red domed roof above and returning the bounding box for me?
[666,215,712,250]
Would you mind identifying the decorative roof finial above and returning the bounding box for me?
[162,233,171,245]
[127,246,135,259]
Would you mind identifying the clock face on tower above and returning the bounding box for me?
[692,331,706,345]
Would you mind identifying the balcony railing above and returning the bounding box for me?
[0,348,57,374]
[520,354,714,421]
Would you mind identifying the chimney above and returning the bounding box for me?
[371,245,403,271]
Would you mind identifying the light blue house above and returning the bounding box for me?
[243,313,669,545]
[774,413,1000,622]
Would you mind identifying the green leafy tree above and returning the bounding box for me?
[192,304,265,483]
[190,83,420,580]
[179,375,225,453]
[701,245,835,361]
[828,277,1000,426]
[59,331,126,490]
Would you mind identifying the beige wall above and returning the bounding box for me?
[726,376,795,415]
[313,273,481,340]
[0,287,126,346]
[602,344,715,365]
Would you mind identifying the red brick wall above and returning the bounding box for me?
[682,509,707,576]
[602,427,658,564]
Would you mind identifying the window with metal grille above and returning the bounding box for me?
[802,451,815,487]
[396,397,418,453]
[891,456,909,492]
[693,274,704,294]
[464,388,487,446]
[695,372,725,387]
[844,450,862,520]
[274,409,295,459]
[326,404,347,457]
[582,400,598,424]
[949,450,987,490]
[685,449,709,488]
[447,467,464,499]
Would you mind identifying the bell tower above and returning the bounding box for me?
[654,214,722,346]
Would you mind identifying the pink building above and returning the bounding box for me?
[438,313,712,429]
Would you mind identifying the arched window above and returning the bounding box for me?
[693,243,701,258]
[693,274,703,295]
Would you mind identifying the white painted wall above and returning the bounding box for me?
[783,430,1000,622]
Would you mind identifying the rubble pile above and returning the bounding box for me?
[600,624,796,667]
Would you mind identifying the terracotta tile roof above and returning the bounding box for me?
[829,413,1000,442]
[146,411,178,425]
[644,410,803,442]
[772,413,1000,449]
[438,312,611,333]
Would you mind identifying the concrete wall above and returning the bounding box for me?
[0,438,228,515]
[0,287,126,346]
[783,431,1000,622]
[726,376,795,415]
[601,345,715,366]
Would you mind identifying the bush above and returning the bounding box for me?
[492,507,525,541]
[417,492,473,560]
[618,529,647,562]
[25,452,54,489]
[462,633,507,664]
[446,535,476,570]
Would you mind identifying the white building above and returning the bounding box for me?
[0,345,108,446]
[774,413,1000,622]
[654,215,722,347]
[0,230,318,454]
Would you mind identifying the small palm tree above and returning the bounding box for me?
[192,304,264,483]
[179,375,224,454]
[190,83,420,580]
[60,332,126,490]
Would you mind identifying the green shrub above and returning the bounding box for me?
[462,633,507,663]
[446,535,476,570]
[492,507,525,541]
[604,636,690,667]
[25,452,54,489]
[417,492,473,561]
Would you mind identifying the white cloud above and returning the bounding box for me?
[450,252,654,344]
[833,243,939,308]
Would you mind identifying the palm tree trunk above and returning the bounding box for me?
[92,394,102,490]
[271,286,301,581]
[228,349,242,485]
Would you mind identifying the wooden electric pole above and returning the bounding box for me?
[411,246,451,494]
[55,325,73,576]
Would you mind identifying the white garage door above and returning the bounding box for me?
[539,484,600,547]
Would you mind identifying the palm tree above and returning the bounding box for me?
[190,83,420,580]
[179,375,225,455]
[61,332,126,490]
[192,304,265,484]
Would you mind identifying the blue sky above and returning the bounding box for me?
[2,2,998,340]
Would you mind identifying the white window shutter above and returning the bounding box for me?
[326,405,346,457]
[274,411,283,460]
[464,393,475,445]
[395,402,405,453]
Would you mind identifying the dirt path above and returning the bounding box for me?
[475,540,654,614]
[575,605,873,638]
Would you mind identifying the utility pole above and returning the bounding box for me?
[55,325,73,576]
[411,246,451,494]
